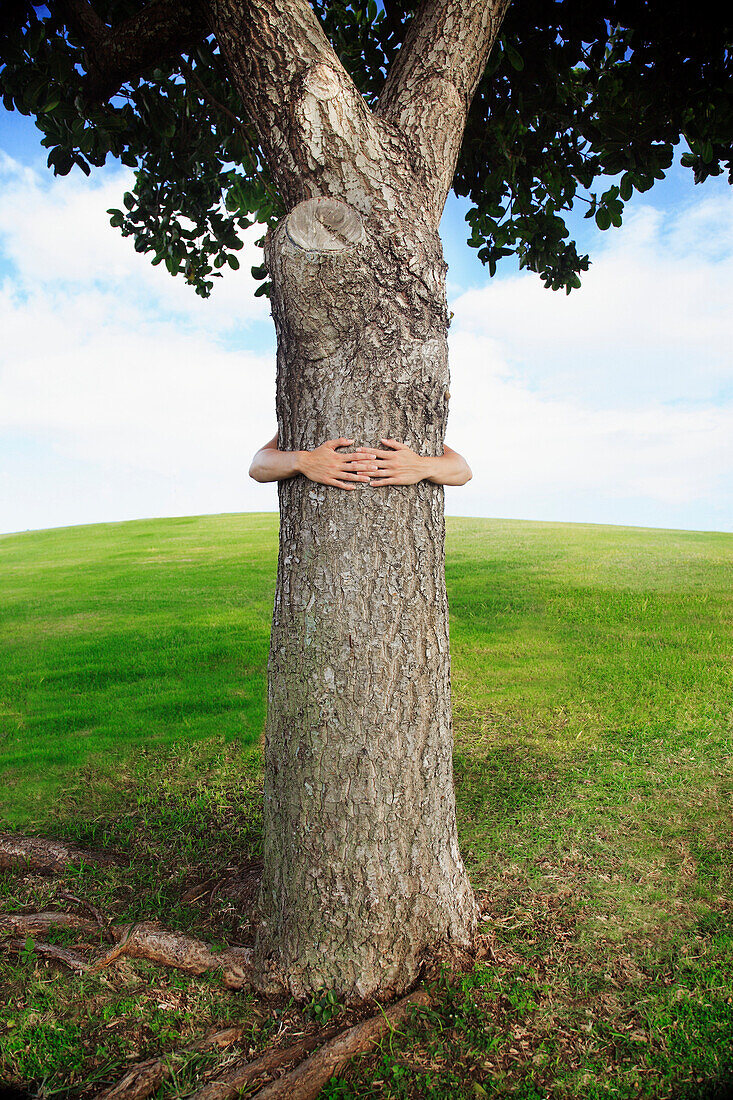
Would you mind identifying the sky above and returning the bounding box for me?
[1,107,732,535]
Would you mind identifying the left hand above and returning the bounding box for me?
[359,438,428,486]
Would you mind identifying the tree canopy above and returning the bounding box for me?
[1,0,731,297]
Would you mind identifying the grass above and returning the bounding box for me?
[0,512,731,1098]
[0,513,277,822]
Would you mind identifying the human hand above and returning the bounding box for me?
[368,439,431,486]
[299,438,379,489]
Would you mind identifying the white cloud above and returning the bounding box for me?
[446,331,733,527]
[450,195,733,407]
[0,152,281,533]
[0,276,280,532]
[0,151,270,332]
[1,147,732,533]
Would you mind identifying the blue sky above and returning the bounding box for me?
[1,107,732,534]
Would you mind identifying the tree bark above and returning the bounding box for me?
[250,194,476,1000]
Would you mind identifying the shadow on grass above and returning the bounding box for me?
[453,739,566,825]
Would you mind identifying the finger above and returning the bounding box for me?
[345,450,378,459]
[371,449,402,459]
[343,462,379,472]
[325,437,355,449]
[369,477,397,486]
[328,478,356,489]
[379,438,404,449]
[338,471,371,481]
[342,456,378,466]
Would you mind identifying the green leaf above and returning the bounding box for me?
[505,41,524,71]
[227,254,240,270]
[595,207,611,231]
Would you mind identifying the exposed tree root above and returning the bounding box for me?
[0,910,102,938]
[93,1026,244,1100]
[1,837,469,1099]
[3,936,90,972]
[0,910,253,988]
[189,1025,346,1100]
[0,834,114,872]
[100,922,253,988]
[194,988,433,1100]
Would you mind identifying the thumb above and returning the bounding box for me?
[326,436,354,449]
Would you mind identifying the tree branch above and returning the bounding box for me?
[59,0,210,103]
[178,56,279,205]
[203,0,391,211]
[376,0,512,216]
[58,0,107,46]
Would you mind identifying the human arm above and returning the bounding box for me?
[249,434,379,489]
[366,439,472,487]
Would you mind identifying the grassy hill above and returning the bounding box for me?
[0,513,731,1098]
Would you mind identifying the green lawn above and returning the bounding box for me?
[0,513,731,1098]
[1,513,278,822]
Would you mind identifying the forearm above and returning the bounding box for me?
[422,450,472,486]
[249,447,304,483]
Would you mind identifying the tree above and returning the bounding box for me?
[1,0,731,1002]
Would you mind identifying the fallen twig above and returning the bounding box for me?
[57,890,115,940]
[94,1026,244,1100]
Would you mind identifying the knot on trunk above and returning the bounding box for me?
[286,197,364,254]
[302,62,342,102]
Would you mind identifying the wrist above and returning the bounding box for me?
[422,455,441,482]
[294,450,308,476]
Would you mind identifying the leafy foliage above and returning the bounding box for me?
[1,0,731,296]
[457,2,733,290]
[0,2,280,296]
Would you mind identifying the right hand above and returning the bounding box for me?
[299,438,379,489]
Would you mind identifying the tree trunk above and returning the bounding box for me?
[253,197,477,1001]
[200,0,510,1006]
[57,0,510,1007]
